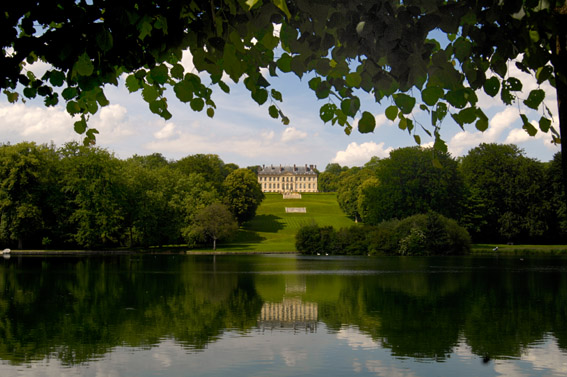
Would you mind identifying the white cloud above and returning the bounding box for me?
[331,141,393,167]
[447,107,518,156]
[281,127,307,142]
[154,122,180,140]
[0,102,78,145]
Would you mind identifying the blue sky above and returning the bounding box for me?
[0,51,560,169]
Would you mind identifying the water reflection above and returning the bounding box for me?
[0,254,566,376]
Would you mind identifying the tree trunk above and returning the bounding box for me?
[18,237,23,250]
[554,7,567,193]
[213,237,217,250]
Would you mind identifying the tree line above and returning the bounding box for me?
[318,144,566,245]
[0,142,263,250]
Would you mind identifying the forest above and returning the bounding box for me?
[1,141,565,250]
[0,141,263,250]
[318,143,566,245]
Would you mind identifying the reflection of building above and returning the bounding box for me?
[257,164,318,193]
[258,298,318,332]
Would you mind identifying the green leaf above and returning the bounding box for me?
[142,84,159,103]
[150,64,169,84]
[445,89,467,108]
[320,103,336,122]
[536,66,553,84]
[74,119,87,134]
[62,87,77,100]
[277,53,292,73]
[523,89,545,110]
[174,80,194,103]
[385,105,398,121]
[66,101,81,115]
[218,80,230,94]
[49,70,65,87]
[345,72,362,88]
[4,90,19,103]
[96,90,109,107]
[245,0,260,9]
[269,105,279,119]
[475,117,488,132]
[521,114,537,136]
[271,89,282,102]
[125,75,140,92]
[358,112,376,133]
[75,52,94,76]
[273,0,291,18]
[95,29,113,52]
[458,107,477,124]
[506,77,522,91]
[393,93,416,114]
[170,64,184,80]
[308,77,321,91]
[251,88,268,105]
[399,117,407,130]
[282,116,290,125]
[421,86,443,106]
[483,77,500,97]
[539,116,551,132]
[190,98,205,111]
[340,98,360,117]
[414,135,421,144]
[315,81,331,99]
[207,107,215,118]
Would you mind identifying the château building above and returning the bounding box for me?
[257,164,318,193]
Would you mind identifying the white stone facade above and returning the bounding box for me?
[258,164,318,193]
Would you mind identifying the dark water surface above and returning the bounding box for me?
[1,254,567,376]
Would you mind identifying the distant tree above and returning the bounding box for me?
[318,163,349,192]
[365,147,464,224]
[357,177,382,225]
[336,168,370,222]
[222,168,264,225]
[545,152,567,242]
[128,153,169,169]
[58,143,126,248]
[0,142,56,249]
[461,143,548,243]
[189,203,238,250]
[173,154,228,188]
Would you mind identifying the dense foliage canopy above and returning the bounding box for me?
[0,142,262,249]
[2,0,566,171]
[328,144,566,244]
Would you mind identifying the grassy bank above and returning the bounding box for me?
[472,244,567,255]
[204,192,354,252]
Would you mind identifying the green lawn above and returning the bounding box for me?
[472,244,567,255]
[212,192,354,252]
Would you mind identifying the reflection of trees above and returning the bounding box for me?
[1,256,566,365]
[0,256,263,365]
[314,257,567,360]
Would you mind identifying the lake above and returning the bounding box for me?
[1,254,566,376]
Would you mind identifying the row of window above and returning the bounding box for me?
[259,176,314,182]
[263,183,312,189]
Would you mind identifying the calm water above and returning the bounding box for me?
[1,254,567,376]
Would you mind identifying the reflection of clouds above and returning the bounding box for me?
[152,350,172,368]
[337,326,379,350]
[280,347,307,367]
[493,337,567,377]
[365,360,418,377]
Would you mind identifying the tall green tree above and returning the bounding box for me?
[336,168,370,222]
[173,154,230,190]
[363,147,464,224]
[222,168,264,225]
[58,143,126,248]
[0,142,56,249]
[189,203,238,250]
[318,163,348,192]
[460,143,548,243]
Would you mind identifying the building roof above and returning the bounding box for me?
[258,164,317,175]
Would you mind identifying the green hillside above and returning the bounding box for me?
[219,192,354,252]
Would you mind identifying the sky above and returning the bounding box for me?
[0,51,561,170]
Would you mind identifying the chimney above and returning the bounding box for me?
[262,164,265,169]
[294,164,296,171]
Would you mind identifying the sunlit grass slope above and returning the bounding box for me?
[221,192,354,252]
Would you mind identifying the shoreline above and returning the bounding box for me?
[5,249,298,256]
